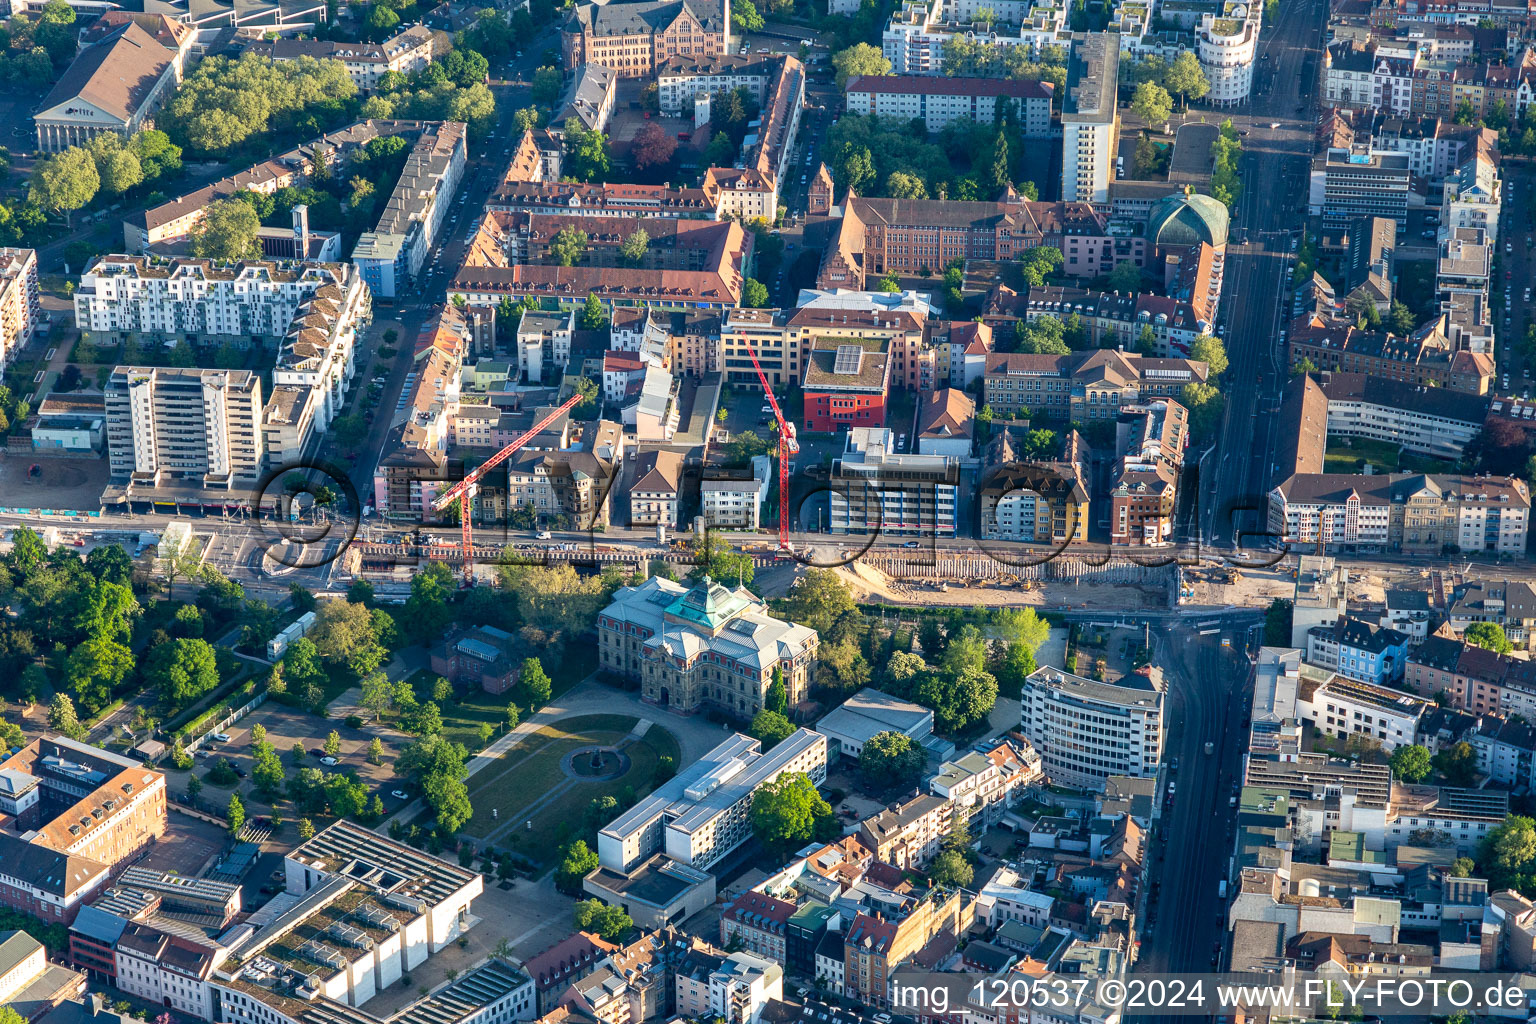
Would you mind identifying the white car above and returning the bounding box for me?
[391,790,409,800]
[210,733,231,743]
[320,755,339,766]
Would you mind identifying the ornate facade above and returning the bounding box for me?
[597,576,817,716]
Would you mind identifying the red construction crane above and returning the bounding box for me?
[432,393,582,580]
[742,342,799,551]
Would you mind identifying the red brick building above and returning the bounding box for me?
[801,338,891,432]
[561,0,729,79]
[817,192,1145,290]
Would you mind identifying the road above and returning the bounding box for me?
[1199,0,1331,554]
[341,27,558,504]
[1134,629,1255,1023]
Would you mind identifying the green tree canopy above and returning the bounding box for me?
[1389,744,1432,783]
[859,730,926,790]
[190,198,261,260]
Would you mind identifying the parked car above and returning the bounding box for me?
[210,732,231,743]
[320,755,339,767]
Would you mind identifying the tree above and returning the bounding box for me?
[252,742,285,797]
[29,148,97,225]
[64,637,133,715]
[1016,316,1071,355]
[572,899,631,941]
[929,848,973,888]
[1291,356,1319,377]
[994,607,1050,653]
[520,657,552,707]
[914,665,998,733]
[1181,381,1225,443]
[563,123,611,181]
[549,227,589,267]
[360,671,393,721]
[767,669,787,715]
[751,772,832,851]
[309,598,376,664]
[298,817,316,841]
[1107,260,1142,294]
[1263,599,1293,646]
[687,531,753,587]
[1465,622,1513,654]
[1017,246,1063,288]
[886,171,927,199]
[619,228,650,264]
[226,793,246,838]
[87,134,143,196]
[324,730,342,757]
[146,638,220,711]
[365,2,399,35]
[505,702,521,730]
[432,676,453,703]
[47,693,84,740]
[1389,744,1432,783]
[403,562,454,644]
[988,130,1011,192]
[742,278,770,308]
[629,123,675,172]
[1190,335,1229,378]
[859,731,925,790]
[832,43,892,89]
[190,198,260,260]
[1132,133,1158,178]
[1482,815,1536,892]
[556,840,600,892]
[531,66,563,108]
[750,709,795,750]
[1388,300,1417,335]
[186,774,203,803]
[782,569,856,634]
[366,737,386,765]
[732,0,764,30]
[1434,741,1479,787]
[579,292,607,329]
[1130,82,1173,128]
[1164,51,1210,106]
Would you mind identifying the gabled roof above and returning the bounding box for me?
[916,387,974,439]
[39,22,175,125]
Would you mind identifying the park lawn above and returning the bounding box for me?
[461,714,680,868]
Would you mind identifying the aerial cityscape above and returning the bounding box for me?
[0,0,1531,1017]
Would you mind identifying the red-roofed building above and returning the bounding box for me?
[521,931,620,1016]
[720,891,795,964]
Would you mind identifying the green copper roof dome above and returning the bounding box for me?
[1146,192,1230,248]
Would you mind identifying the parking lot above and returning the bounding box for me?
[161,700,416,819]
[136,811,229,877]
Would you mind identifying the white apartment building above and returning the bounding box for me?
[1018,664,1164,790]
[880,0,1064,76]
[844,75,1053,134]
[0,248,37,377]
[1298,673,1431,753]
[1311,147,1412,229]
[1441,151,1501,243]
[929,739,1042,825]
[974,867,1056,928]
[352,121,467,300]
[656,55,775,115]
[248,25,434,91]
[75,257,352,344]
[674,951,783,1024]
[701,455,771,530]
[1196,9,1260,106]
[105,367,266,491]
[597,730,828,872]
[515,310,574,384]
[1061,35,1119,206]
[1317,373,1486,460]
